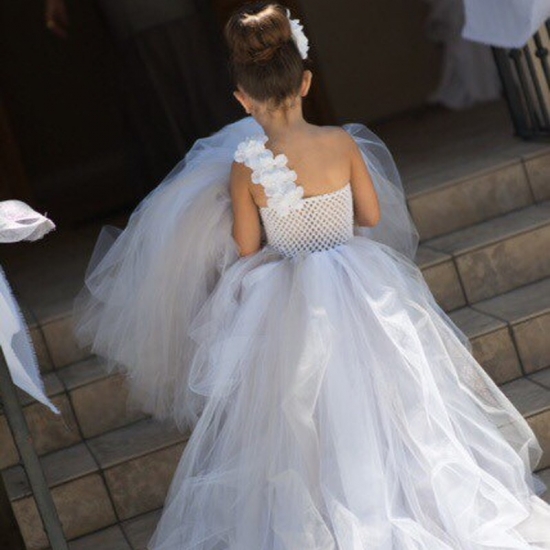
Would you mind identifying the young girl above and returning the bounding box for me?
[74,3,550,548]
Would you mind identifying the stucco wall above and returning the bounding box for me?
[301,0,442,123]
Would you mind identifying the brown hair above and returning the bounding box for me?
[224,2,306,108]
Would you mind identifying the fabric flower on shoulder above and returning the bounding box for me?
[250,152,281,177]
[234,135,269,165]
[234,136,304,217]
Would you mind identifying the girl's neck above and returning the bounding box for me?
[256,102,310,142]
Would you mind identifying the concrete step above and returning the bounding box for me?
[448,276,550,386]
[3,241,477,383]
[474,277,550,376]
[409,158,535,241]
[449,306,522,385]
[0,357,145,471]
[18,241,468,376]
[57,525,131,550]
[0,371,79,471]
[416,245,466,312]
[4,191,548,378]
[42,508,162,550]
[0,113,549,547]
[1,417,187,550]
[377,99,550,241]
[2,227,100,373]
[5,239,498,390]
[7,370,548,550]
[424,201,550,303]
[407,146,550,242]
[500,367,550,473]
[121,509,162,550]
[1,321,547,543]
[57,357,146,439]
[524,149,550,204]
[41,464,550,550]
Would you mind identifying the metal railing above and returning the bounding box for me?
[0,349,68,550]
[493,20,550,139]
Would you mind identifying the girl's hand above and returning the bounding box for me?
[45,0,69,39]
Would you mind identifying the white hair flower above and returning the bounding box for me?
[287,10,309,60]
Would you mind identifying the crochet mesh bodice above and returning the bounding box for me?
[259,183,354,257]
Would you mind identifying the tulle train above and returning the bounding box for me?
[148,237,550,550]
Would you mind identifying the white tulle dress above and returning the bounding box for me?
[74,117,550,549]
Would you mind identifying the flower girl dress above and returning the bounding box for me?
[74,116,550,549]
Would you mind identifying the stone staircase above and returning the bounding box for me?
[414,147,550,496]
[2,106,550,548]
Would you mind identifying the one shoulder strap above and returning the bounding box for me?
[234,136,305,217]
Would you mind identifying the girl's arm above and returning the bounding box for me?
[348,139,381,227]
[230,161,262,256]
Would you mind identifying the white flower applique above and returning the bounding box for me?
[234,136,305,217]
[287,9,309,60]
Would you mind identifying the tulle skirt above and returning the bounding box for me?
[73,116,420,433]
[147,235,550,550]
[72,116,550,548]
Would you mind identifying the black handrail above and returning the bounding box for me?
[0,350,69,550]
[493,21,550,140]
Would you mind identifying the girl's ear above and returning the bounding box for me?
[233,89,253,114]
[301,70,313,98]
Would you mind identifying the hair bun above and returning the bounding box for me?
[225,3,293,65]
[243,40,289,64]
[225,2,305,108]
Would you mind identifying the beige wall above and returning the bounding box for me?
[301,0,442,123]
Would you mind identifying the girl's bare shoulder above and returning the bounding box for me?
[311,124,356,152]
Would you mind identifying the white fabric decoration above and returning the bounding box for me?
[0,200,55,243]
[286,9,309,60]
[422,0,501,109]
[234,135,305,217]
[0,200,58,413]
[461,0,550,48]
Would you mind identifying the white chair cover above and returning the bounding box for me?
[462,0,550,48]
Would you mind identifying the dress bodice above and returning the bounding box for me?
[259,183,354,257]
